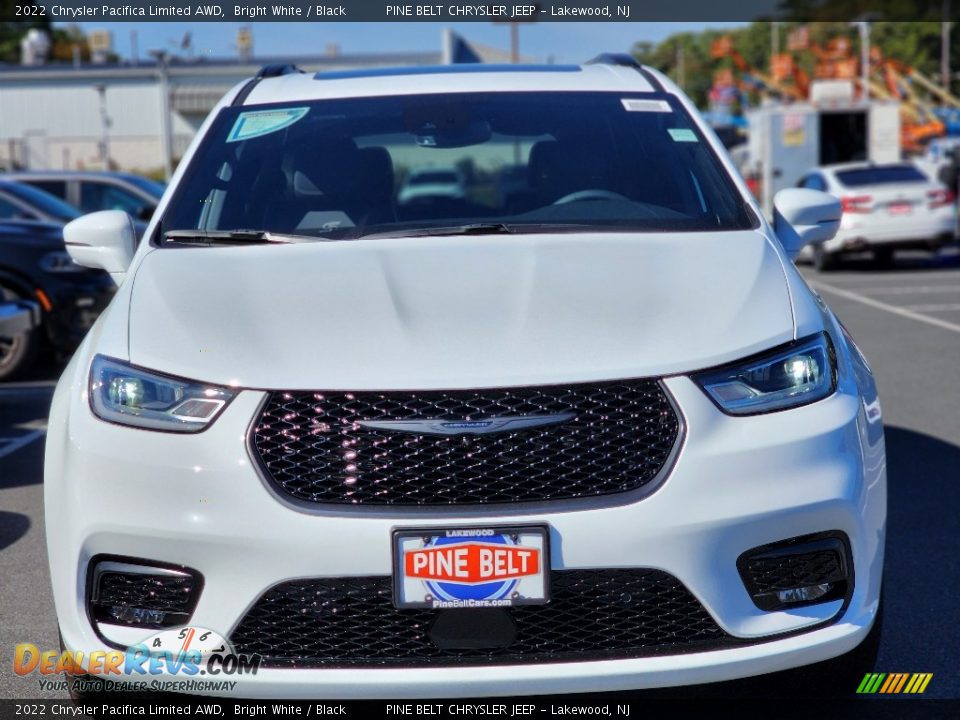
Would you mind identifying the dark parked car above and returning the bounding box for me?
[3,171,164,221]
[0,220,115,380]
[0,180,83,224]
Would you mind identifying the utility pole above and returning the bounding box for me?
[943,0,953,95]
[856,21,870,103]
[771,22,780,61]
[676,40,685,90]
[150,50,174,181]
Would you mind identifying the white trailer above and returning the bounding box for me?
[746,100,901,216]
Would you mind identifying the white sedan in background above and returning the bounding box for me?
[797,162,957,270]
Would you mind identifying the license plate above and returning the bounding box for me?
[888,202,912,215]
[392,526,549,609]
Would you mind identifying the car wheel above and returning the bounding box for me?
[873,248,894,267]
[812,244,838,272]
[0,284,39,381]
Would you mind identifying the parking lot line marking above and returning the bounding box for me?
[836,272,960,282]
[849,285,960,295]
[0,429,45,460]
[811,281,960,336]
[902,303,960,312]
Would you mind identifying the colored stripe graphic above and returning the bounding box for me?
[857,672,932,694]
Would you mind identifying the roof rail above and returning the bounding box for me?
[256,64,303,79]
[585,53,641,69]
[586,53,664,92]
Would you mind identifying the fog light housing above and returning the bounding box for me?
[87,556,203,630]
[737,532,852,612]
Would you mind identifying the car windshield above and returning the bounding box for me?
[160,92,754,242]
[1,182,81,222]
[835,165,928,187]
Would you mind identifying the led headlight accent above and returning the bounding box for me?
[693,333,836,415]
[90,355,235,432]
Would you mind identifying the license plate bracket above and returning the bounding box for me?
[392,525,550,610]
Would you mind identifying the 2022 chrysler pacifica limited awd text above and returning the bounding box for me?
[46,57,885,698]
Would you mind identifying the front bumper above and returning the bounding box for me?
[45,364,886,697]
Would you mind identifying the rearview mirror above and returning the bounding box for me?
[773,188,842,259]
[63,210,137,283]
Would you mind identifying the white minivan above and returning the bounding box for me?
[46,56,885,699]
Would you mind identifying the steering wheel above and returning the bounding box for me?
[552,189,632,205]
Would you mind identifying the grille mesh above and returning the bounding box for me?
[230,570,735,667]
[745,550,847,595]
[89,568,200,628]
[251,381,680,506]
[94,573,196,614]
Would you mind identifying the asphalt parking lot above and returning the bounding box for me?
[0,250,958,701]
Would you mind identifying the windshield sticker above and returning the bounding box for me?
[668,128,698,142]
[621,98,671,113]
[227,107,309,143]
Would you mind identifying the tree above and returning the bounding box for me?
[0,1,52,63]
[631,20,960,107]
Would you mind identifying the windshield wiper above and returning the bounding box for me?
[163,229,328,245]
[360,223,515,240]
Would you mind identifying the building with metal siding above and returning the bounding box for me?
[0,30,483,175]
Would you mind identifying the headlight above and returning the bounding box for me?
[692,333,836,415]
[89,355,235,432]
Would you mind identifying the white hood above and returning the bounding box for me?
[127,231,796,390]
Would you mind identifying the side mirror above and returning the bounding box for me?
[63,210,137,282]
[773,188,842,259]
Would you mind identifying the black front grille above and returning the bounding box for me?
[230,570,737,667]
[251,381,680,506]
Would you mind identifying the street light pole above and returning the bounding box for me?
[95,84,111,169]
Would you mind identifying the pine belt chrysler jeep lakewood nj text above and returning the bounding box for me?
[46,56,885,698]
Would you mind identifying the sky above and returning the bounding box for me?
[68,22,746,65]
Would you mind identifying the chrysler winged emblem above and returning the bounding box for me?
[357,413,576,436]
